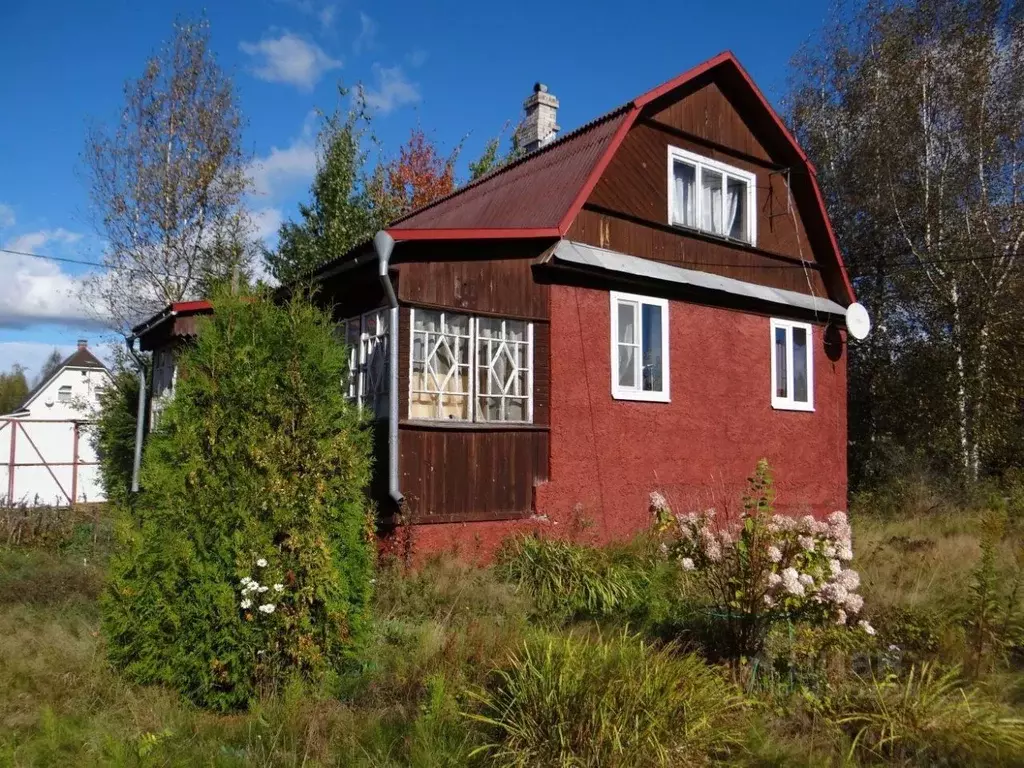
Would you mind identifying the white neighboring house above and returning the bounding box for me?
[0,340,113,505]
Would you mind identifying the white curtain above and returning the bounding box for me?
[672,162,695,227]
[700,171,722,234]
[725,180,740,238]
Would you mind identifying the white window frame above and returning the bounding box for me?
[57,385,73,404]
[770,318,814,412]
[408,308,534,424]
[667,146,757,245]
[610,291,670,403]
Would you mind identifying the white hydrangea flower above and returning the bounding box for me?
[767,545,783,563]
[837,545,854,562]
[781,567,805,596]
[258,604,276,614]
[767,572,782,588]
[681,557,695,571]
[799,573,815,587]
[256,558,268,568]
[240,599,252,609]
[829,559,842,576]
[823,545,836,558]
[844,593,864,615]
[799,515,817,533]
[764,594,775,607]
[819,582,848,604]
[858,620,876,636]
[837,569,860,591]
[649,491,669,511]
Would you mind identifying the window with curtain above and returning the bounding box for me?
[610,291,670,402]
[339,309,390,419]
[410,309,534,423]
[770,318,813,411]
[669,146,756,244]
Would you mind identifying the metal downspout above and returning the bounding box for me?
[125,335,147,493]
[374,230,403,504]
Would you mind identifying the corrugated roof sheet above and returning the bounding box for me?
[390,108,630,232]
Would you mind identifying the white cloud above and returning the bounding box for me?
[319,4,337,30]
[251,207,284,241]
[249,141,318,198]
[406,49,428,68]
[240,32,342,91]
[353,12,377,54]
[4,228,82,255]
[0,237,104,329]
[362,65,420,115]
[0,203,14,230]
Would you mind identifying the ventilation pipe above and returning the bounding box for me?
[125,335,147,493]
[374,230,403,505]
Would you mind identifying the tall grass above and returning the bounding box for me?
[836,664,1024,765]
[495,535,649,622]
[469,631,744,767]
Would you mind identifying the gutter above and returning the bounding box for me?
[124,334,147,494]
[373,230,403,505]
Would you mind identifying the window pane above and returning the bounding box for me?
[774,327,788,398]
[617,301,636,344]
[410,310,471,421]
[793,327,808,402]
[671,161,696,227]
[701,168,724,235]
[618,345,636,388]
[414,310,441,333]
[726,176,748,241]
[641,303,663,392]
[473,317,531,423]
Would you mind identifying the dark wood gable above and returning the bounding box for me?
[566,70,838,301]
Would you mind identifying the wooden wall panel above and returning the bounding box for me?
[317,264,387,320]
[398,258,549,320]
[567,208,827,295]
[399,427,549,523]
[647,76,772,162]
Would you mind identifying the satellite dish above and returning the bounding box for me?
[845,302,871,340]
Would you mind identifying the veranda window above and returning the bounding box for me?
[340,309,389,419]
[669,146,756,244]
[409,308,533,423]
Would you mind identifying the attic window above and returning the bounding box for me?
[57,385,72,403]
[668,146,756,244]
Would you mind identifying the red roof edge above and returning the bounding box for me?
[387,227,561,241]
[171,300,214,313]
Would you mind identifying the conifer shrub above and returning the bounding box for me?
[101,291,375,710]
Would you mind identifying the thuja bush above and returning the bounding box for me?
[652,460,872,661]
[101,291,375,710]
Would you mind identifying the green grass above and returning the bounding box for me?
[0,503,1022,766]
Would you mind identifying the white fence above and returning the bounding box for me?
[0,418,104,506]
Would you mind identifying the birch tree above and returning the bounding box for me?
[790,0,1024,483]
[82,18,254,332]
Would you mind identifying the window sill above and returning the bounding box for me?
[611,390,671,403]
[400,419,549,432]
[669,221,754,249]
[771,400,815,412]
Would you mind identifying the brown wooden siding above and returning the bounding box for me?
[317,262,388,320]
[567,208,828,295]
[572,77,836,300]
[390,241,553,523]
[398,426,549,523]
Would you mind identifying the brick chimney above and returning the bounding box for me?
[518,82,560,153]
[77,339,87,350]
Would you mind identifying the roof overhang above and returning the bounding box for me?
[545,240,848,320]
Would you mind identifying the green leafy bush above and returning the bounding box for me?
[101,291,375,710]
[495,535,648,623]
[469,631,744,767]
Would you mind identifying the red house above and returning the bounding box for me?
[133,52,855,557]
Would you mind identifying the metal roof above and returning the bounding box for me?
[390,108,630,233]
[547,240,847,318]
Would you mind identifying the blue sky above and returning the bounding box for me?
[0,0,831,380]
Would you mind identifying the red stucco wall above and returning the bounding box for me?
[393,284,848,560]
